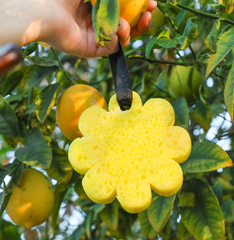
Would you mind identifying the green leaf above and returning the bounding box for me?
[0,219,21,240]
[139,209,157,239]
[0,170,9,186]
[145,36,157,58]
[178,220,192,240]
[100,200,119,230]
[148,192,176,232]
[212,181,222,202]
[192,100,212,132]
[26,56,59,66]
[180,178,225,240]
[206,27,234,77]
[157,29,171,39]
[52,172,78,232]
[2,66,28,96]
[85,210,94,238]
[210,4,225,13]
[207,19,224,50]
[124,46,146,57]
[198,0,213,5]
[181,142,233,173]
[22,42,38,57]
[47,141,73,184]
[92,0,102,44]
[171,97,189,130]
[93,203,105,215]
[170,197,179,231]
[35,83,60,123]
[24,65,59,88]
[0,95,20,138]
[92,0,118,46]
[174,9,187,28]
[0,180,13,217]
[221,0,234,13]
[15,128,52,169]
[221,198,234,222]
[69,223,85,240]
[179,17,197,50]
[12,162,24,187]
[156,34,181,49]
[97,0,120,35]
[224,61,234,121]
[74,176,90,201]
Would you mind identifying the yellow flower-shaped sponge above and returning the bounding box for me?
[68,92,191,213]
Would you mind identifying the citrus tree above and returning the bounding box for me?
[1,0,234,239]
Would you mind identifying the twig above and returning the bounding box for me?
[128,55,195,66]
[51,48,76,85]
[157,0,234,26]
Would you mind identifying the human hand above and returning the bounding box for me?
[0,0,156,58]
[43,0,156,57]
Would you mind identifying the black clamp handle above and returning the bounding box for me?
[109,41,132,111]
[87,1,132,111]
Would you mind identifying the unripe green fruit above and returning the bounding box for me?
[168,66,203,101]
[149,7,167,35]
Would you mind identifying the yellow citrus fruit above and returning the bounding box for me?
[91,0,148,27]
[149,7,167,35]
[168,66,203,101]
[56,84,107,141]
[6,168,54,229]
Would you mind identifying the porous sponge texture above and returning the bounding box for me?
[68,92,191,213]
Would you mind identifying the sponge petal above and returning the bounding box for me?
[117,180,152,214]
[79,106,109,137]
[163,126,192,164]
[68,137,100,174]
[108,91,142,112]
[149,159,183,197]
[141,98,175,127]
[83,164,116,204]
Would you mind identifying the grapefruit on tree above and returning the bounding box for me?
[6,168,54,229]
[91,0,148,27]
[56,84,107,141]
[168,65,203,101]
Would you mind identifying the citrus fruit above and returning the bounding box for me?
[168,66,203,101]
[56,84,107,141]
[6,168,54,229]
[90,0,148,27]
[149,7,167,35]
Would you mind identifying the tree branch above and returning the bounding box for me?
[158,0,234,26]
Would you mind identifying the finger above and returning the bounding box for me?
[148,0,157,12]
[130,11,152,39]
[117,18,131,46]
